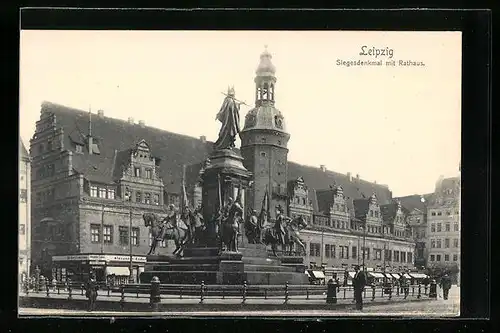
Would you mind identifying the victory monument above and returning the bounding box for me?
[140,48,309,285]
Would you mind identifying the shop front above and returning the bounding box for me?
[51,254,146,285]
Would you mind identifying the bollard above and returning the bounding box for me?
[149,276,161,312]
[306,288,310,300]
[120,285,125,311]
[199,281,205,304]
[242,281,247,304]
[418,284,422,299]
[412,286,415,297]
[388,285,392,300]
[264,289,267,299]
[424,284,428,295]
[343,288,346,299]
[326,279,337,304]
[68,284,73,300]
[429,279,437,299]
[107,285,111,297]
[46,282,50,297]
[81,284,85,296]
[284,281,289,304]
[371,285,376,301]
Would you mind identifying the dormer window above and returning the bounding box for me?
[134,167,141,177]
[90,185,98,197]
[99,188,106,198]
[145,169,152,179]
[108,188,115,199]
[75,144,83,154]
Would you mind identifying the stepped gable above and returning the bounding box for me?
[40,101,214,193]
[40,101,394,204]
[289,162,393,213]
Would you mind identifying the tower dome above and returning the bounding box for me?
[255,45,276,77]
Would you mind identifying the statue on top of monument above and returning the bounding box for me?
[214,86,242,150]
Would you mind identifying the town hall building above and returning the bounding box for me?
[29,49,417,283]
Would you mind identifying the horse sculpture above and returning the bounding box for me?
[143,212,189,256]
[262,216,308,256]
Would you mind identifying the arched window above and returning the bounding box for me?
[263,83,269,100]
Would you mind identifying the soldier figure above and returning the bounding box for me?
[274,205,287,246]
[246,209,260,244]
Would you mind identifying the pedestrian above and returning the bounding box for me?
[85,271,98,311]
[352,265,366,311]
[440,273,452,300]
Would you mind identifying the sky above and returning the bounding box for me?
[19,30,461,197]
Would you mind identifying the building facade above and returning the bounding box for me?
[426,176,461,281]
[30,49,421,281]
[19,139,31,281]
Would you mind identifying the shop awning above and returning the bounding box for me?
[311,271,326,279]
[391,273,401,279]
[409,273,428,279]
[105,266,130,276]
[403,273,412,279]
[368,272,385,278]
[305,271,311,277]
[348,272,356,278]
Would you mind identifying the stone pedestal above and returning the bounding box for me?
[139,148,308,285]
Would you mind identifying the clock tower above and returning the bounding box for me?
[240,47,290,218]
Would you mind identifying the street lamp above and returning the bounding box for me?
[126,193,134,284]
[361,223,366,272]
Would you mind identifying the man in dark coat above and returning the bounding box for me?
[85,271,98,312]
[440,273,452,300]
[352,265,367,310]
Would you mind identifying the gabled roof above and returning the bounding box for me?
[41,101,214,192]
[380,202,398,223]
[19,139,29,160]
[395,194,433,215]
[39,102,395,203]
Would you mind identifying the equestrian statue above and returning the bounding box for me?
[143,204,190,256]
[262,205,308,256]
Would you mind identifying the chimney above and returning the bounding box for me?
[200,135,206,143]
[128,117,134,125]
[320,165,326,172]
[97,110,104,118]
[138,120,145,127]
[347,172,352,181]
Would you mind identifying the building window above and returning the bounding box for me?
[445,223,450,232]
[362,247,370,260]
[160,239,167,247]
[436,254,441,261]
[437,239,442,248]
[437,211,442,216]
[153,194,160,205]
[431,239,436,248]
[401,252,406,263]
[75,144,83,153]
[90,186,98,197]
[145,169,152,179]
[453,254,458,261]
[131,228,139,246]
[437,223,442,232]
[134,167,141,177]
[325,244,331,258]
[431,212,436,216]
[309,243,320,257]
[430,255,435,262]
[375,211,379,218]
[119,226,129,245]
[374,249,382,260]
[453,239,459,248]
[103,225,113,244]
[145,193,151,204]
[352,246,357,259]
[339,246,349,259]
[90,224,100,243]
[445,238,450,248]
[454,223,459,232]
[444,254,449,261]
[431,223,435,232]
[446,211,451,216]
[99,188,107,198]
[136,191,142,203]
[108,189,115,199]
[384,249,392,261]
[407,252,413,263]
[149,232,153,246]
[19,224,25,235]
